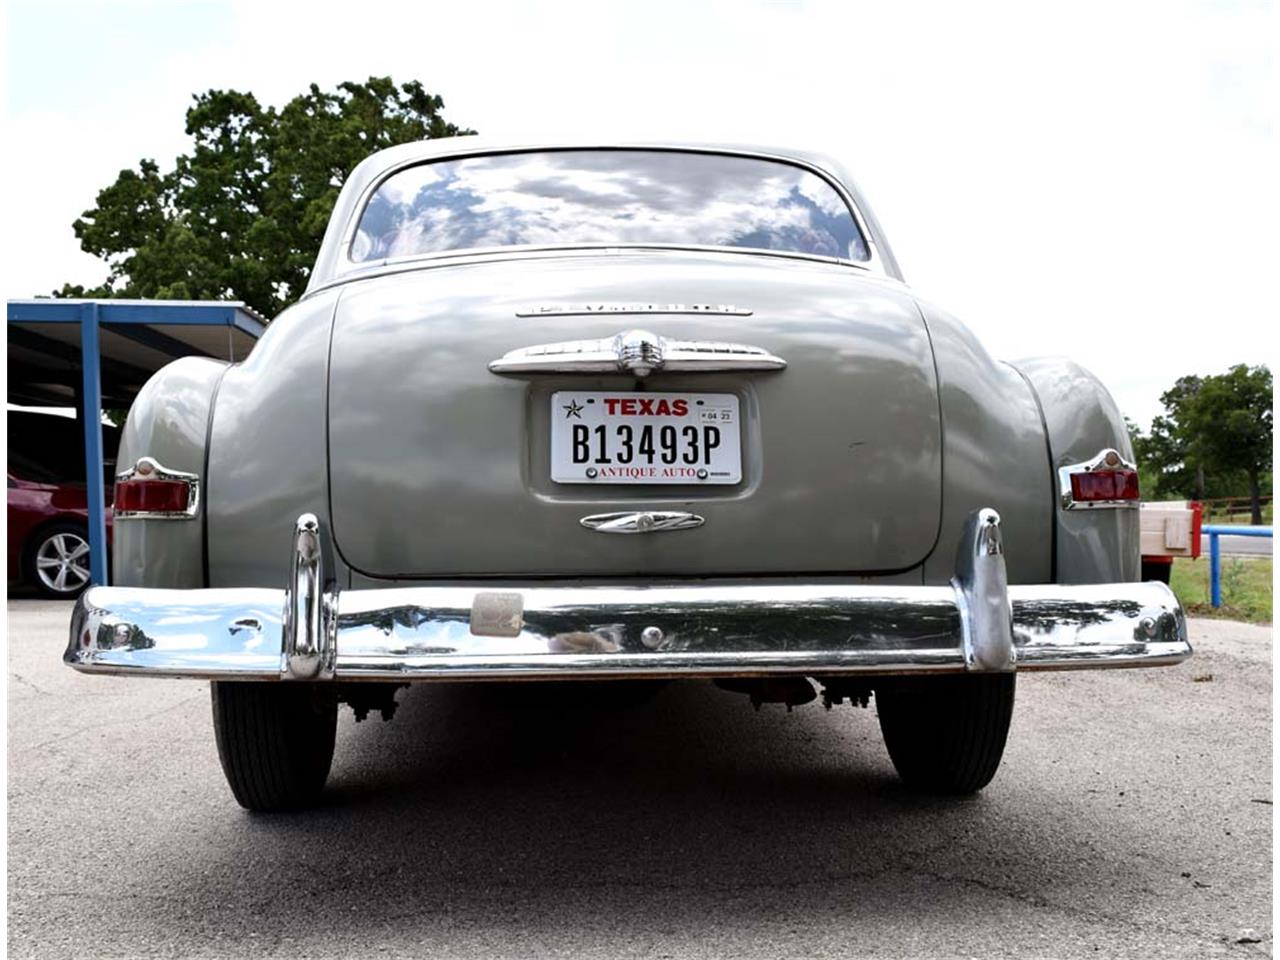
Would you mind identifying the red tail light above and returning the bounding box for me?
[1070,468,1139,503]
[113,458,199,519]
[1059,448,1141,510]
[1070,468,1141,504]
[115,478,191,514]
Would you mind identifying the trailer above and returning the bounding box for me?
[1139,499,1202,583]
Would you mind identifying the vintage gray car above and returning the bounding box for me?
[67,138,1191,811]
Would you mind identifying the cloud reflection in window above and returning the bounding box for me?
[352,151,869,263]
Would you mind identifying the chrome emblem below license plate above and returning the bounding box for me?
[580,511,706,534]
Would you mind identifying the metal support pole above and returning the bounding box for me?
[1202,524,1273,610]
[1209,531,1221,608]
[80,303,109,586]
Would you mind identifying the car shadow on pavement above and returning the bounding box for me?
[128,679,1199,954]
[320,679,933,811]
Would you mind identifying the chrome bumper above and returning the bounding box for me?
[65,510,1191,682]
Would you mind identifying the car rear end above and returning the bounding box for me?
[68,142,1190,809]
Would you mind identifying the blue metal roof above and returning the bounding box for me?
[7,298,265,333]
[7,298,267,588]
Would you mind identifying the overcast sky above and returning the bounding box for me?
[4,0,1274,426]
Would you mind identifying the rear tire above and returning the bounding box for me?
[875,673,1015,794]
[211,682,337,812]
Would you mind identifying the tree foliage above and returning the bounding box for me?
[1132,365,1273,522]
[58,78,474,317]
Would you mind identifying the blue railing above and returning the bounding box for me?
[1203,524,1273,607]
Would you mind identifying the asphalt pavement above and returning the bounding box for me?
[7,599,1273,959]
[1202,534,1272,557]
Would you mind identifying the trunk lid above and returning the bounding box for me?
[327,251,941,577]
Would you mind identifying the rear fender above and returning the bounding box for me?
[113,357,229,587]
[206,291,341,588]
[918,303,1053,586]
[1011,357,1139,584]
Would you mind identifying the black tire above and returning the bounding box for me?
[211,682,337,812]
[875,673,1015,794]
[1141,560,1172,584]
[24,522,93,598]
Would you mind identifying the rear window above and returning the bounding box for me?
[351,150,868,263]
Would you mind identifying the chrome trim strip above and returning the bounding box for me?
[65,509,1191,682]
[516,303,753,318]
[306,243,872,301]
[112,457,200,521]
[580,511,706,534]
[1058,447,1141,511]
[489,328,787,377]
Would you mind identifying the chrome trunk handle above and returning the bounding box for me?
[489,328,786,378]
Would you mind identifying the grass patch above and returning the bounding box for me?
[1170,556,1272,624]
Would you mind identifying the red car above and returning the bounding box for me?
[8,412,117,598]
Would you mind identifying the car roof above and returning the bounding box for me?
[338,135,851,185]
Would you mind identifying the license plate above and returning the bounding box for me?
[550,392,741,484]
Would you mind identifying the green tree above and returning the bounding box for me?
[1132,365,1272,522]
[58,78,474,317]
[1134,375,1205,500]
[1180,365,1273,524]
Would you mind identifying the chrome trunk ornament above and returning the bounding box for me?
[615,328,665,378]
[579,511,706,534]
[489,329,786,377]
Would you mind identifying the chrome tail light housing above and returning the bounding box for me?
[1058,448,1140,510]
[113,457,200,519]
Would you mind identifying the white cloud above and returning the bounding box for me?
[4,0,1274,425]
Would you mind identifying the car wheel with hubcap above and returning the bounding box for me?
[26,523,93,598]
[211,681,337,812]
[875,673,1015,794]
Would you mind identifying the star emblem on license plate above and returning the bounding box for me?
[563,399,584,419]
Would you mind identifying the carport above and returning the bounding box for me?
[6,299,266,586]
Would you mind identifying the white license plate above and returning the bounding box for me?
[550,392,741,484]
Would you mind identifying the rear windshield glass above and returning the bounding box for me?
[351,150,868,263]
